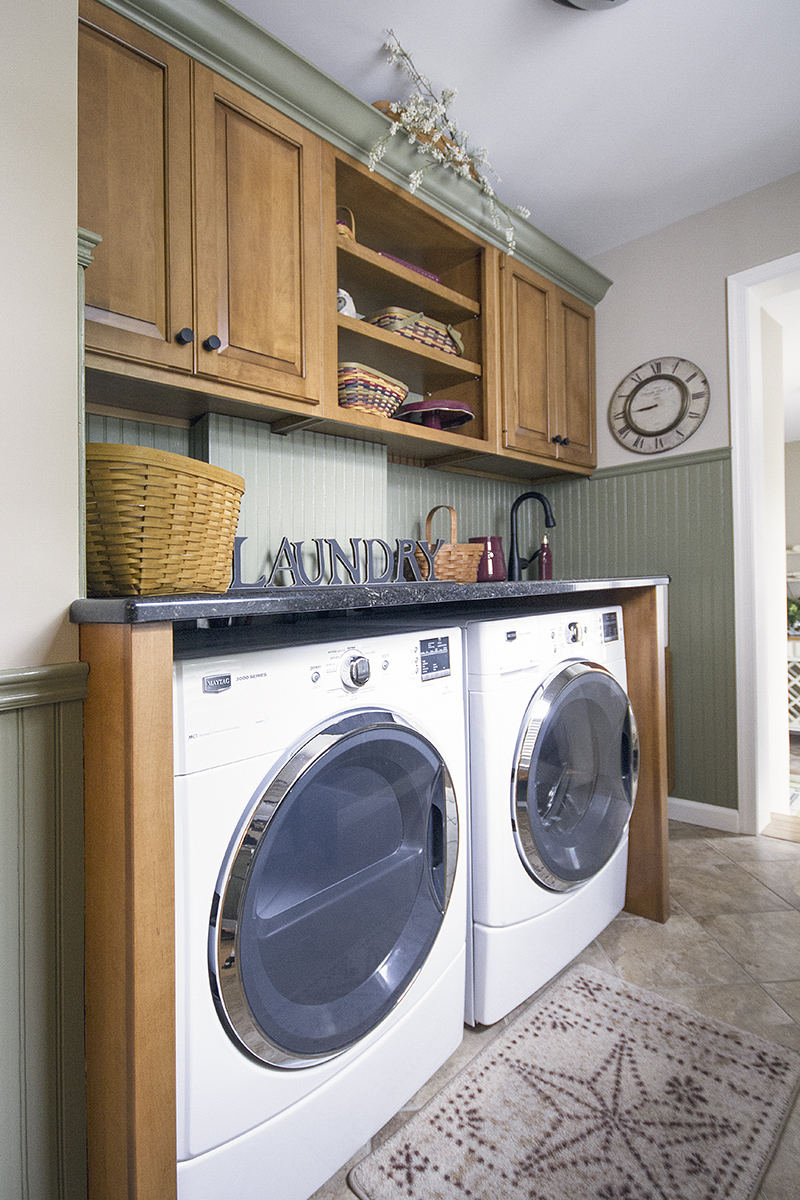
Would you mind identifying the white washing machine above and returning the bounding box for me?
[173,626,467,1200]
[465,605,639,1026]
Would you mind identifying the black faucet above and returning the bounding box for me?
[508,491,556,581]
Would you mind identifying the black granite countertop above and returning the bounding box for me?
[70,577,669,625]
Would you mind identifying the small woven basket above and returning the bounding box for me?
[365,307,464,356]
[337,362,408,417]
[85,443,245,597]
[336,205,356,240]
[411,505,483,583]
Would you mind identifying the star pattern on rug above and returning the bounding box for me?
[504,1029,742,1199]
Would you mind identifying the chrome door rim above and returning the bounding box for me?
[512,660,639,892]
[209,707,458,1068]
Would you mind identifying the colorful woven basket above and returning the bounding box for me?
[411,505,484,583]
[337,362,408,417]
[85,443,245,597]
[365,307,464,356]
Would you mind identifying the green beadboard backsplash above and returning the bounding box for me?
[86,412,736,810]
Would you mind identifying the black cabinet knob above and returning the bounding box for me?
[203,335,222,352]
[552,435,570,446]
[175,327,194,345]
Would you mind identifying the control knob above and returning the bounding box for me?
[566,621,581,644]
[341,653,370,690]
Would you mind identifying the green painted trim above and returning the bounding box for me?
[592,446,731,481]
[78,227,102,268]
[0,663,90,712]
[89,0,611,306]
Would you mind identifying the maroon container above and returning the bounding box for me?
[469,536,507,582]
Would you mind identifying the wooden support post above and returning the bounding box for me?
[81,623,176,1200]
[617,587,670,923]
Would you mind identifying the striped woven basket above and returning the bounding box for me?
[85,443,244,597]
[337,362,408,417]
[365,307,464,356]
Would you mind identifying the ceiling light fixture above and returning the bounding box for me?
[552,0,632,10]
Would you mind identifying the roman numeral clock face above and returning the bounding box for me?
[608,358,710,454]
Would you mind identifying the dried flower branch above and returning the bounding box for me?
[369,31,530,254]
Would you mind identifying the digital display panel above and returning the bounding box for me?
[419,636,451,680]
[602,611,619,643]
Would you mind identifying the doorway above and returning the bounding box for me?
[728,252,800,835]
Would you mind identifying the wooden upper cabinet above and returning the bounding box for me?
[193,68,323,402]
[500,257,596,470]
[556,291,596,469]
[79,1,323,407]
[78,0,194,372]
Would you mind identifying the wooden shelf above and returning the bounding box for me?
[337,314,481,395]
[337,238,480,323]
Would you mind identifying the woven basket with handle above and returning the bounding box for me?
[412,505,484,582]
[85,443,245,597]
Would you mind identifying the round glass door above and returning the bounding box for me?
[210,709,458,1069]
[512,661,638,892]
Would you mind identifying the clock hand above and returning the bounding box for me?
[633,403,660,412]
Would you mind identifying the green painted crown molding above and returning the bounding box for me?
[92,0,612,307]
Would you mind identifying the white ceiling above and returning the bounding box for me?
[225,0,800,261]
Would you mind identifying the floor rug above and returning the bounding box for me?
[348,965,800,1200]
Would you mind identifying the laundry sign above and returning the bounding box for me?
[231,536,446,589]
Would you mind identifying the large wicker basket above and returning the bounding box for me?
[412,505,484,583]
[85,443,245,597]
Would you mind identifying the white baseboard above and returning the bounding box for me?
[667,796,741,833]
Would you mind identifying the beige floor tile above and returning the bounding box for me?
[567,937,622,977]
[698,911,800,982]
[712,835,800,864]
[669,860,794,916]
[760,1091,800,1200]
[762,980,800,1023]
[667,837,740,869]
[668,820,732,841]
[739,860,800,911]
[647,981,800,1052]
[595,911,751,988]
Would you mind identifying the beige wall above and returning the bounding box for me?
[1,0,79,669]
[590,171,800,470]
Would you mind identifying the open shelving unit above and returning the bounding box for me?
[324,151,499,460]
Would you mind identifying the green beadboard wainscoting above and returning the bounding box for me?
[86,414,736,811]
[543,449,737,812]
[0,663,89,1200]
[388,449,737,812]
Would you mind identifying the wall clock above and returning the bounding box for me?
[608,357,710,454]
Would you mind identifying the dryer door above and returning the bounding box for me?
[512,661,639,892]
[210,709,458,1069]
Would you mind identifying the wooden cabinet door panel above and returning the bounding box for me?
[556,292,596,468]
[194,69,323,404]
[502,262,556,459]
[78,0,193,371]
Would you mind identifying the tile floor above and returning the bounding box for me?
[310,820,800,1200]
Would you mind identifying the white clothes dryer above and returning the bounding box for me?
[465,605,638,1026]
[173,626,467,1200]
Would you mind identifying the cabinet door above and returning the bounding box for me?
[500,259,557,460]
[78,0,194,372]
[553,289,596,469]
[501,259,596,469]
[193,68,323,405]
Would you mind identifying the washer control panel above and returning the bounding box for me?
[340,652,371,690]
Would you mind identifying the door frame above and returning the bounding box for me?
[728,251,800,833]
